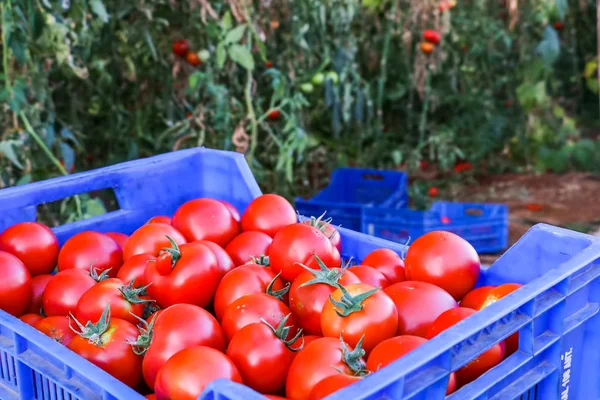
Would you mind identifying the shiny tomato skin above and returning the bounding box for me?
[405,231,480,300]
[123,223,186,261]
[0,222,59,276]
[154,346,242,400]
[43,269,96,317]
[0,251,31,316]
[241,194,297,238]
[145,395,156,400]
[308,374,363,400]
[289,269,360,336]
[367,335,427,371]
[142,304,225,390]
[57,231,123,277]
[106,232,129,250]
[68,318,143,388]
[172,40,189,57]
[147,216,171,225]
[321,283,398,354]
[347,265,390,289]
[193,240,236,277]
[116,253,155,288]
[26,274,53,314]
[225,231,273,266]
[219,200,241,222]
[302,219,342,253]
[20,313,43,326]
[35,316,77,346]
[384,281,457,337]
[460,286,496,310]
[264,396,288,400]
[172,198,239,246]
[361,248,406,284]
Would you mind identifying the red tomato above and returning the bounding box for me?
[384,281,457,337]
[367,335,427,371]
[172,40,189,57]
[227,316,303,393]
[42,269,98,317]
[147,216,172,225]
[139,304,225,390]
[241,194,297,238]
[221,293,296,343]
[225,231,273,266]
[347,265,390,289]
[218,200,241,222]
[308,374,363,400]
[154,346,242,400]
[291,335,320,351]
[57,231,123,277]
[361,248,406,284]
[268,109,281,120]
[213,263,288,321]
[117,253,156,288]
[186,52,201,66]
[554,22,564,31]
[426,307,505,387]
[265,61,273,68]
[145,395,156,400]
[286,337,366,400]
[460,286,495,309]
[26,274,53,314]
[289,256,361,335]
[405,231,480,300]
[270,223,341,282]
[35,316,77,346]
[302,214,342,252]
[0,222,59,276]
[19,313,43,326]
[172,198,239,246]
[428,186,439,197]
[68,307,142,388]
[106,232,129,250]
[423,30,441,44]
[0,251,31,316]
[123,223,186,260]
[193,240,236,277]
[145,241,221,308]
[321,283,398,354]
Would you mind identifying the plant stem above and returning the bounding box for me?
[376,1,396,136]
[418,68,432,147]
[245,31,259,166]
[2,2,13,94]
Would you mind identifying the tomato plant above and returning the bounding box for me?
[116,253,156,288]
[172,198,239,246]
[241,194,297,238]
[0,251,31,316]
[347,265,390,289]
[35,316,77,346]
[361,248,406,285]
[25,274,53,314]
[0,222,59,276]
[172,40,189,57]
[42,268,104,317]
[123,223,187,260]
[225,230,273,266]
[57,231,123,277]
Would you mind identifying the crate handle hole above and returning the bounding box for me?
[362,173,384,181]
[465,208,484,217]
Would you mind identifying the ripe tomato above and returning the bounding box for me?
[423,30,441,44]
[270,223,340,282]
[123,223,186,260]
[367,335,427,371]
[460,286,495,309]
[265,61,273,68]
[420,42,435,54]
[139,304,225,390]
[35,316,77,346]
[154,346,242,400]
[213,263,288,321]
[172,40,189,57]
[405,231,480,300]
[218,200,241,222]
[25,274,53,314]
[268,109,281,120]
[291,334,320,351]
[145,395,156,400]
[426,307,505,387]
[347,265,390,289]
[0,251,31,316]
[58,231,123,277]
[286,337,366,400]
[264,396,287,400]
[225,231,273,266]
[19,313,43,326]
[428,186,439,197]
[106,232,129,250]
[554,21,564,31]
[361,248,406,284]
[145,241,221,308]
[193,240,236,277]
[221,293,296,343]
[172,198,239,246]
[117,253,156,288]
[186,52,201,66]
[308,374,363,400]
[321,283,398,354]
[289,257,361,335]
[147,216,172,225]
[227,316,303,393]
[0,222,59,276]
[69,306,142,388]
[302,214,342,252]
[42,269,99,317]
[241,194,297,238]
[384,281,457,337]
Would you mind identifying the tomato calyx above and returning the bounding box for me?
[89,262,111,282]
[69,304,112,347]
[260,314,304,352]
[154,235,182,275]
[265,272,291,301]
[329,285,378,317]
[143,303,161,320]
[127,313,157,355]
[297,254,346,289]
[339,334,368,375]
[302,212,339,242]
[250,255,270,266]
[119,279,155,305]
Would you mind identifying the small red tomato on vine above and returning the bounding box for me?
[268,109,281,121]
[428,186,439,197]
[439,1,451,11]
[423,30,441,45]
[186,52,202,66]
[172,40,189,57]
[554,22,564,31]
[266,61,273,68]
[420,42,435,54]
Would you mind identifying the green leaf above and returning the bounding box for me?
[228,45,254,70]
[144,29,158,61]
[216,42,227,69]
[536,26,560,66]
[556,0,567,20]
[221,11,232,31]
[584,60,598,79]
[89,0,109,23]
[0,140,24,169]
[586,78,599,94]
[225,25,246,44]
[85,198,107,217]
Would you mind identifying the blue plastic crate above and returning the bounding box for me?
[364,201,509,253]
[295,168,408,232]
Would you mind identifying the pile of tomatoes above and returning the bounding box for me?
[0,193,521,400]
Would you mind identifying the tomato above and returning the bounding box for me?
[172,198,239,246]
[68,306,142,388]
[439,1,451,11]
[361,248,406,284]
[309,374,363,399]
[423,30,441,44]
[428,186,439,197]
[302,214,342,252]
[291,334,320,351]
[270,223,341,282]
[42,269,99,317]
[193,240,236,277]
[221,293,296,343]
[286,337,366,400]
[19,313,43,326]
[405,231,480,300]
[172,40,189,57]
[554,21,564,31]
[35,316,77,346]
[186,52,202,66]
[367,335,427,371]
[117,253,156,288]
[26,274,53,314]
[106,232,129,250]
[264,396,287,400]
[218,200,241,222]
[145,395,156,400]
[227,316,303,393]
[123,223,186,260]
[384,281,457,337]
[426,307,505,387]
[268,109,281,120]
[0,222,59,276]
[265,61,273,68]
[420,42,435,54]
[57,231,123,277]
[213,263,288,321]
[347,265,390,289]
[312,72,325,86]
[321,283,398,354]
[138,304,225,390]
[460,286,495,309]
[300,83,315,94]
[145,241,221,308]
[154,346,242,400]
[241,194,297,238]
[225,231,273,266]
[327,71,339,85]
[147,216,172,225]
[198,49,211,62]
[0,251,31,316]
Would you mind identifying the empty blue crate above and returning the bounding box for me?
[364,201,509,253]
[295,168,408,232]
